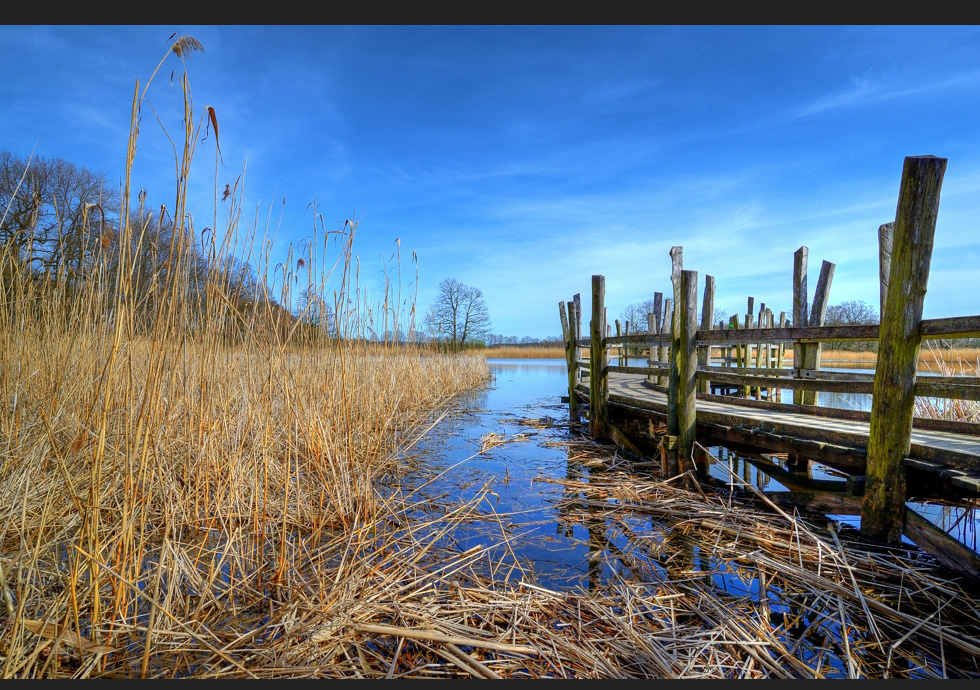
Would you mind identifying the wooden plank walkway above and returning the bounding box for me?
[577,372,980,492]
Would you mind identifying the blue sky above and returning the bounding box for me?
[3,25,980,338]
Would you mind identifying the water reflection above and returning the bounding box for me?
[393,356,979,579]
[385,357,978,677]
[389,358,619,589]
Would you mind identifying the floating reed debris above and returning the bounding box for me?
[536,460,980,679]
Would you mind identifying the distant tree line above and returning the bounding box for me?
[1,150,294,342]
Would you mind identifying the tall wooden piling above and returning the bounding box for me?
[861,156,946,545]
[647,292,663,385]
[878,222,894,315]
[674,269,699,473]
[792,248,809,405]
[590,275,610,440]
[559,300,579,419]
[800,260,835,406]
[697,275,715,394]
[668,246,683,430]
[660,298,672,387]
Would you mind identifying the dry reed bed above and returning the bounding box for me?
[528,463,980,679]
[0,285,492,678]
[481,346,565,359]
[95,453,980,679]
[4,35,978,679]
[492,343,980,373]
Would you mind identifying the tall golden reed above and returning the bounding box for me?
[0,37,489,677]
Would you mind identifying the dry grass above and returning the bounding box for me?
[4,36,979,680]
[0,38,492,678]
[523,457,980,679]
[914,342,980,422]
[482,346,565,359]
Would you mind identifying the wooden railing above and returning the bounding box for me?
[559,155,980,545]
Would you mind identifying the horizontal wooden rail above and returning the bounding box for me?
[921,315,980,339]
[599,362,980,401]
[585,314,980,350]
[697,370,874,395]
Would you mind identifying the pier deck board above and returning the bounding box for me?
[578,373,980,484]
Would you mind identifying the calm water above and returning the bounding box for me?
[379,358,978,677]
[394,357,977,579]
[390,358,621,588]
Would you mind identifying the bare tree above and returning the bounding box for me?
[424,278,491,350]
[619,299,662,334]
[0,150,119,275]
[824,299,879,351]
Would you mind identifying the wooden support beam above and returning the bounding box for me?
[661,298,672,387]
[792,247,809,405]
[648,291,663,385]
[590,275,610,440]
[697,275,715,394]
[668,246,683,436]
[801,259,835,405]
[559,300,579,419]
[676,269,699,474]
[573,293,582,380]
[862,155,947,545]
[878,221,894,315]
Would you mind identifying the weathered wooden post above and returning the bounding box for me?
[776,311,787,401]
[613,319,621,366]
[728,314,740,375]
[660,298,672,387]
[668,246,684,420]
[697,275,715,394]
[754,301,765,400]
[878,222,894,315]
[801,260,835,405]
[647,292,663,385]
[573,293,582,383]
[862,155,946,545]
[675,269,699,473]
[792,248,809,405]
[743,299,754,398]
[652,292,663,381]
[559,299,579,419]
[590,275,610,440]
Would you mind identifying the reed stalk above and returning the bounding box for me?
[0,37,490,678]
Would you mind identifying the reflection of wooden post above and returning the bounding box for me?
[673,269,698,474]
[801,260,835,405]
[590,275,609,440]
[697,275,715,394]
[862,155,946,545]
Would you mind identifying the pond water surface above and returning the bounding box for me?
[393,357,978,584]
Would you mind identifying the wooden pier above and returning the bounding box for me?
[559,156,980,575]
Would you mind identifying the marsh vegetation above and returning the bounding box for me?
[2,37,979,679]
